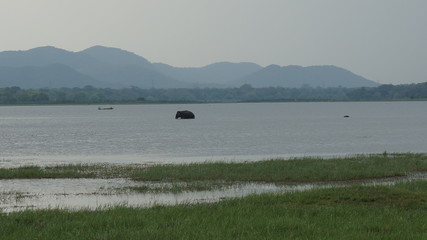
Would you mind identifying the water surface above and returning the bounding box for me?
[2,172,427,213]
[1,102,426,167]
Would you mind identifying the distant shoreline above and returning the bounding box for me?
[0,98,426,107]
[1,82,427,105]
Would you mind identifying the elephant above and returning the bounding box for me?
[175,110,195,119]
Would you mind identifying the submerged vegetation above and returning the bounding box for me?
[122,181,237,193]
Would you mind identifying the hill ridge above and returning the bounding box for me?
[0,46,379,89]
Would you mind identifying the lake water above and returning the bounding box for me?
[1,102,426,167]
[2,101,427,212]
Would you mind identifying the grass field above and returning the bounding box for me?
[1,153,426,183]
[1,153,426,239]
[1,180,426,240]
[130,152,427,183]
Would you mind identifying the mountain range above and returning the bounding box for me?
[0,46,379,89]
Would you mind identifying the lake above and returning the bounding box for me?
[1,102,426,167]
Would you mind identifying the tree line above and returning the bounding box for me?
[0,82,426,104]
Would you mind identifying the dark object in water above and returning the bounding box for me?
[98,107,114,110]
[175,110,195,119]
[343,115,350,118]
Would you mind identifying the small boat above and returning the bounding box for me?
[98,107,114,110]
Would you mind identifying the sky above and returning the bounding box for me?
[0,0,426,85]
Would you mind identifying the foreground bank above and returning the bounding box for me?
[0,153,426,239]
[1,181,426,240]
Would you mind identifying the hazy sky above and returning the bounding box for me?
[1,0,426,84]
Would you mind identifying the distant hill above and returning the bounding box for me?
[235,65,379,88]
[0,46,379,89]
[0,64,103,88]
[78,46,191,88]
[0,46,191,88]
[81,45,153,68]
[153,62,263,87]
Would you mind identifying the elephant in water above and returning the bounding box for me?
[175,110,195,119]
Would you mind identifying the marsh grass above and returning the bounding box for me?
[1,153,426,185]
[0,164,143,179]
[1,180,426,240]
[123,181,237,193]
[130,153,427,183]
[1,154,427,239]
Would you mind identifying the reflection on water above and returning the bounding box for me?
[2,173,426,213]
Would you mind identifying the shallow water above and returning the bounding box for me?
[0,178,296,212]
[2,173,426,213]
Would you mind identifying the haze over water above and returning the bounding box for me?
[1,102,426,167]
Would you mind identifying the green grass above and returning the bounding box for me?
[131,153,427,183]
[0,164,141,179]
[1,153,426,184]
[1,153,427,239]
[1,180,426,240]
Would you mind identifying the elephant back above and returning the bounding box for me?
[175,110,195,119]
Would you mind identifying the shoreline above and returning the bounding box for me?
[1,99,427,107]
